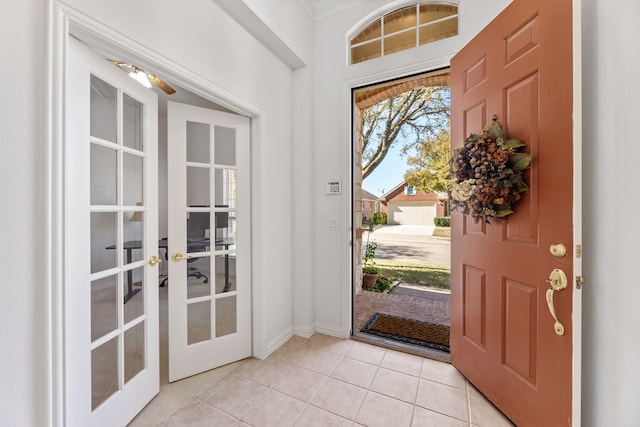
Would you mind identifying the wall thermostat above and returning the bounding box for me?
[326,180,341,194]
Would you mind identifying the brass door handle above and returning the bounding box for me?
[171,252,192,262]
[148,255,161,266]
[545,268,568,335]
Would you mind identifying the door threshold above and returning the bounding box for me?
[352,332,450,363]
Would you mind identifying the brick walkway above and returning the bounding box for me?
[354,283,450,333]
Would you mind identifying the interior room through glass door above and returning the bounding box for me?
[167,101,251,382]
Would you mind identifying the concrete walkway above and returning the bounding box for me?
[363,225,450,267]
[370,224,435,237]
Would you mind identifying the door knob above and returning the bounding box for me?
[172,252,192,262]
[148,255,161,266]
[549,243,567,257]
[545,268,568,335]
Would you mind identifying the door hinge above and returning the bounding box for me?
[575,244,582,258]
[575,275,585,289]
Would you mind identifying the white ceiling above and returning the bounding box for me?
[299,0,370,20]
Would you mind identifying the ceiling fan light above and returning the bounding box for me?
[128,69,152,88]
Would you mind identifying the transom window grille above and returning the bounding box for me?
[350,3,459,65]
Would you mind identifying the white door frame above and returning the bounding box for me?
[45,2,268,425]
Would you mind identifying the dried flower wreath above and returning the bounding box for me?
[449,117,532,223]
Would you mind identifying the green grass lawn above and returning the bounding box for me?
[432,226,451,238]
[375,260,450,289]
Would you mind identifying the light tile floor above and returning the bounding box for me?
[129,333,514,426]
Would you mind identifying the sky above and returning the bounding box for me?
[362,142,412,197]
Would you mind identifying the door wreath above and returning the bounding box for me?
[449,116,532,223]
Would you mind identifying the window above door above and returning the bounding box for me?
[350,3,459,65]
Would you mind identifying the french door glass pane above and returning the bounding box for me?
[123,93,143,150]
[214,168,236,209]
[187,211,210,242]
[91,212,117,273]
[187,255,211,299]
[187,166,210,207]
[90,76,117,142]
[214,126,236,166]
[123,210,144,263]
[90,144,117,205]
[214,253,235,294]
[216,296,237,337]
[187,121,210,163]
[124,265,145,322]
[124,322,145,384]
[91,336,118,410]
[123,153,143,206]
[91,275,117,341]
[187,301,211,345]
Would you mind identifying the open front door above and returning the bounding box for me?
[167,101,251,382]
[450,0,578,425]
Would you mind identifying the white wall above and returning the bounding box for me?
[0,1,47,424]
[581,0,640,424]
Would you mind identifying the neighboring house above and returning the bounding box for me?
[361,189,382,223]
[380,181,447,225]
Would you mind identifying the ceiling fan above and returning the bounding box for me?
[109,60,176,95]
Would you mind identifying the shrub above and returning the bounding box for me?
[372,211,387,225]
[434,216,451,227]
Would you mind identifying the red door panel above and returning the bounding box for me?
[450,0,573,425]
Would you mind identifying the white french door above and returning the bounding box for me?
[65,38,159,426]
[167,101,251,382]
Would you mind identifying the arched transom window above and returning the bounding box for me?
[350,3,459,65]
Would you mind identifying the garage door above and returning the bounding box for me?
[387,202,436,225]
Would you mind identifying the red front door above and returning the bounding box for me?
[450,0,574,425]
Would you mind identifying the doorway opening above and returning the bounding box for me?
[61,26,255,423]
[352,69,452,360]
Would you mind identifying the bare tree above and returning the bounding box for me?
[361,86,450,179]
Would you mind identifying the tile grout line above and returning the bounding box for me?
[466,378,473,427]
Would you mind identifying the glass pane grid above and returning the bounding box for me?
[350,4,458,65]
[90,73,149,413]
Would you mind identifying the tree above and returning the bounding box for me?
[404,130,451,194]
[361,86,450,179]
